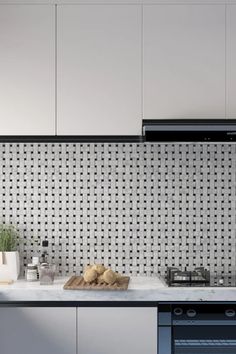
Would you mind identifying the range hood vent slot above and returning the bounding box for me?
[142,119,236,142]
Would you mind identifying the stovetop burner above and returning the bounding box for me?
[166,267,236,287]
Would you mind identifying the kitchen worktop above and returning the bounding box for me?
[1,276,236,302]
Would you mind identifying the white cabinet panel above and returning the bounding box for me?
[0,5,55,135]
[57,5,141,135]
[0,307,76,354]
[77,307,157,354]
[0,0,235,4]
[143,5,225,120]
[227,4,236,118]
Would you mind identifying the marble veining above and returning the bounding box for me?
[0,277,236,302]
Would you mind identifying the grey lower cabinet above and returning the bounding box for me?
[0,306,157,354]
[0,307,76,354]
[77,307,157,354]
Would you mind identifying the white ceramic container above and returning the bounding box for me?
[0,251,20,281]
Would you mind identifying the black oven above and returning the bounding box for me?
[158,304,236,354]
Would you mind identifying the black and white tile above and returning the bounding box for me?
[0,143,235,278]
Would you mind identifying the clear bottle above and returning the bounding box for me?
[32,256,40,280]
[25,263,38,282]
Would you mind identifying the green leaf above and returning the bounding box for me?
[0,225,19,252]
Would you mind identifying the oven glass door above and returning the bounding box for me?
[173,326,236,354]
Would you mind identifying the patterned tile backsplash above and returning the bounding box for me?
[0,143,235,278]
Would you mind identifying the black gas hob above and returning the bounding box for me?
[166,267,236,287]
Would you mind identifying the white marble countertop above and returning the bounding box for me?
[1,276,236,302]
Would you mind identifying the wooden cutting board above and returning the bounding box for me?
[64,275,130,291]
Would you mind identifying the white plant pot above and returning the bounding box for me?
[0,251,20,281]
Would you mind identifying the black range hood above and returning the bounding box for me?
[142,119,236,142]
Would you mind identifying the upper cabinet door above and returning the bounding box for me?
[57,5,141,135]
[143,5,225,120]
[0,5,55,135]
[227,5,236,118]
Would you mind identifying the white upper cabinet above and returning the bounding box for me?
[226,5,236,118]
[0,5,55,135]
[57,5,141,135]
[143,5,225,120]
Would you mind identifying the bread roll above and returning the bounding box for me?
[97,274,105,284]
[102,269,117,285]
[84,265,93,273]
[92,264,106,275]
[83,269,97,283]
[115,272,122,278]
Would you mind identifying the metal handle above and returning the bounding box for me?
[173,320,236,326]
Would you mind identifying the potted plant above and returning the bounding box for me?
[0,225,20,280]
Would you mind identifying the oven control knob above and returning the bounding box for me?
[225,309,236,318]
[187,309,197,318]
[173,308,183,316]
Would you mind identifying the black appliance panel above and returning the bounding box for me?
[158,304,236,354]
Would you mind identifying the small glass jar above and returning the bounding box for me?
[39,264,56,285]
[32,256,40,279]
[25,263,38,282]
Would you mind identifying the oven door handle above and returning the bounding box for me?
[173,320,236,326]
[158,326,172,354]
